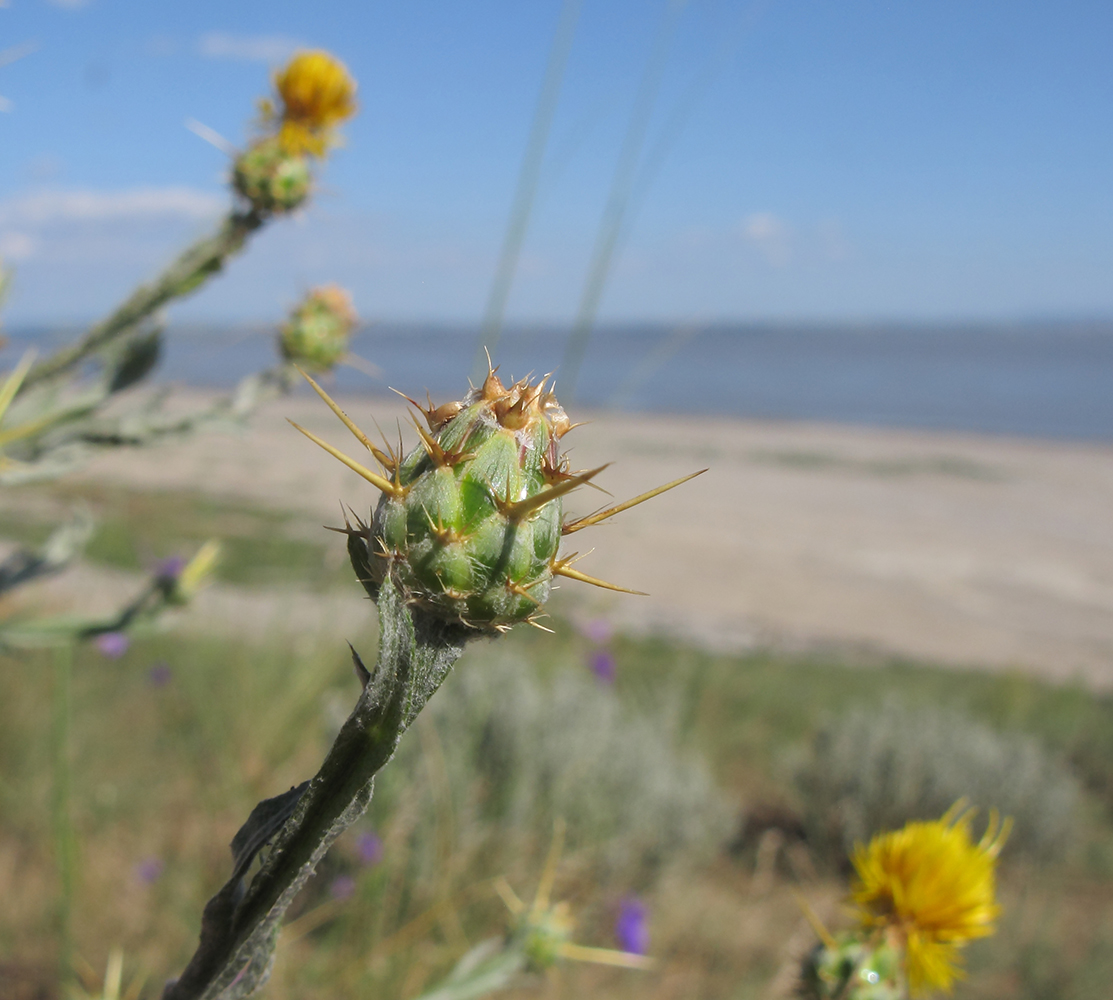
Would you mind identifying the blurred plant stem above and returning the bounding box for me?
[162,579,471,1000]
[51,642,76,988]
[560,0,686,400]
[20,209,265,394]
[471,0,582,378]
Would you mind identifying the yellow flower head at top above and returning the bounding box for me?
[850,804,1010,996]
[265,50,357,157]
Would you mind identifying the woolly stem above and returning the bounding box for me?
[21,209,265,393]
[162,579,472,1000]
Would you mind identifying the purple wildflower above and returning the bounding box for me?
[135,857,163,884]
[155,555,186,581]
[148,662,173,687]
[615,897,649,955]
[580,618,614,645]
[587,648,616,684]
[95,632,130,659]
[329,875,356,900]
[356,831,383,866]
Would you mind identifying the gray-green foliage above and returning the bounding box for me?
[374,651,733,886]
[794,698,1081,861]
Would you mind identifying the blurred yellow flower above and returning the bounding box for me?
[266,50,357,156]
[851,805,1010,995]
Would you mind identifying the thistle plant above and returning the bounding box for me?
[407,821,654,1000]
[290,363,705,631]
[160,367,701,999]
[800,804,1010,999]
[234,51,356,213]
[0,50,359,992]
[1,50,356,487]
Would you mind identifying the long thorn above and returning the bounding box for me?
[551,559,647,595]
[493,876,525,916]
[533,817,566,913]
[369,414,398,466]
[557,943,657,970]
[295,366,395,470]
[562,468,706,534]
[287,420,402,497]
[791,890,838,951]
[503,464,610,519]
[408,413,453,466]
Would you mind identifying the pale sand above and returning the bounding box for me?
[62,389,1113,688]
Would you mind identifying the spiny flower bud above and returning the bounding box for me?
[801,937,904,1000]
[492,822,656,975]
[290,364,705,631]
[278,285,357,372]
[232,136,312,215]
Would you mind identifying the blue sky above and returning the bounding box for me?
[0,0,1111,326]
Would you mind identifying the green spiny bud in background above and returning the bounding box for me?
[232,136,312,215]
[800,936,905,1000]
[407,824,653,1000]
[497,820,654,974]
[278,284,357,372]
[519,900,575,971]
[290,363,705,631]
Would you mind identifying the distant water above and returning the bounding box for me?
[7,321,1113,442]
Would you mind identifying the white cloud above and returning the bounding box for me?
[742,212,792,267]
[44,0,91,8]
[197,32,302,63]
[0,187,224,227]
[0,231,36,261]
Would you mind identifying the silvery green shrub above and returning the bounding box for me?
[794,698,1080,862]
[372,652,733,886]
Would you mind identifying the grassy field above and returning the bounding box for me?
[2,483,1113,1000]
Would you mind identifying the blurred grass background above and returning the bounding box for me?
[2,482,1113,1000]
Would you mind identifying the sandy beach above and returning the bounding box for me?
[57,387,1113,689]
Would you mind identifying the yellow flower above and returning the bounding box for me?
[269,50,357,156]
[851,805,1010,995]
